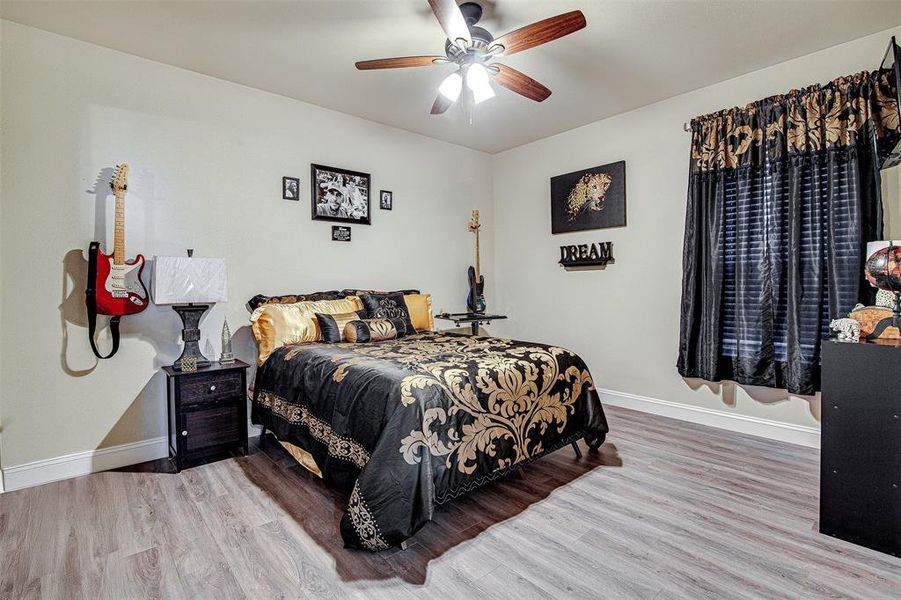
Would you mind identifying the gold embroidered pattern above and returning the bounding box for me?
[690,70,899,173]
[256,391,370,468]
[305,333,593,476]
[347,480,390,551]
[397,347,594,475]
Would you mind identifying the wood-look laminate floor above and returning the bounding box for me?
[2,405,900,600]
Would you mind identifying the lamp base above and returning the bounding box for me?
[172,304,211,370]
[867,292,901,340]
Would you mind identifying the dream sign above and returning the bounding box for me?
[559,241,614,270]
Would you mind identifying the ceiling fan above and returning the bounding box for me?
[355,1,586,115]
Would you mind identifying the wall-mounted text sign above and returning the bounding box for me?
[332,226,351,242]
[559,241,614,270]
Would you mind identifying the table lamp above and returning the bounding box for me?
[152,252,228,369]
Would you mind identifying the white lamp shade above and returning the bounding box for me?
[152,256,228,305]
[866,240,897,261]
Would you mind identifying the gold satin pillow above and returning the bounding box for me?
[279,440,322,478]
[250,297,362,364]
[404,293,433,332]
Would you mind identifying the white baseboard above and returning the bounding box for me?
[1,436,169,492]
[2,394,819,493]
[598,388,821,449]
[1,420,265,493]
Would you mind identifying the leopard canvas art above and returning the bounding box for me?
[551,160,626,234]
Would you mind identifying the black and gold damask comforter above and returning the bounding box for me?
[251,331,608,550]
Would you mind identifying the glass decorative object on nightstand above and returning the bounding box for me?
[219,319,235,364]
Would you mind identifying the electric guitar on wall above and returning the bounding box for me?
[467,209,486,314]
[85,163,148,358]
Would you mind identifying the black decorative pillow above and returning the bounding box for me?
[247,288,419,312]
[315,311,365,343]
[344,318,411,343]
[247,291,342,311]
[359,292,418,333]
[340,288,419,298]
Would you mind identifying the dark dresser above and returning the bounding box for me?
[821,340,901,556]
[163,360,251,472]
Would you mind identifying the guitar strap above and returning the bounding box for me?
[86,241,122,359]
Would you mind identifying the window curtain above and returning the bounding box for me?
[678,70,900,395]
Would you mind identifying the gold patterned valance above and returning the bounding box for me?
[690,70,900,173]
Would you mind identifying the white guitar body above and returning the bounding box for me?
[104,256,147,305]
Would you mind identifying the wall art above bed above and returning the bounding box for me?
[551,160,626,234]
[311,164,371,225]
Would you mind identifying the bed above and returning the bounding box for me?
[250,329,608,551]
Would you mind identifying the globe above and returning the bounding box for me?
[865,245,901,293]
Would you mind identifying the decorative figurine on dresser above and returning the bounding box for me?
[163,359,251,472]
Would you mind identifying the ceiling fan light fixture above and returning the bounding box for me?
[438,71,463,101]
[356,4,587,115]
[466,63,495,104]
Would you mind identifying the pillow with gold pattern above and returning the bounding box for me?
[247,289,419,312]
[250,297,363,364]
[341,288,419,298]
[343,318,411,343]
[359,292,417,334]
[247,291,342,311]
[315,311,365,343]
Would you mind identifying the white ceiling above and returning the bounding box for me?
[2,1,899,153]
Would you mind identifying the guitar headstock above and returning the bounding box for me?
[111,163,129,193]
[468,209,481,233]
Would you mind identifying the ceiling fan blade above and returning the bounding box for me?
[491,10,586,57]
[430,93,454,115]
[427,0,472,48]
[355,55,446,70]
[492,64,551,102]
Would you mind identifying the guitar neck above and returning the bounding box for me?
[113,190,125,265]
[475,230,481,280]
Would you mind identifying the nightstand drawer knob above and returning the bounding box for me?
[209,385,216,392]
[182,430,188,436]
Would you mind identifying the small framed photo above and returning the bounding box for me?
[332,225,351,242]
[282,176,300,201]
[380,190,393,210]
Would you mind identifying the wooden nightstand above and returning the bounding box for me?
[163,359,251,472]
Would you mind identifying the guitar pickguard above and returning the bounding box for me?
[105,257,147,305]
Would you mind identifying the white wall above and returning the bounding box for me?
[2,18,900,482]
[0,21,493,470]
[490,26,901,433]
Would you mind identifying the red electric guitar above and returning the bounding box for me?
[86,163,148,358]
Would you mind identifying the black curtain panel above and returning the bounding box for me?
[678,70,900,395]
